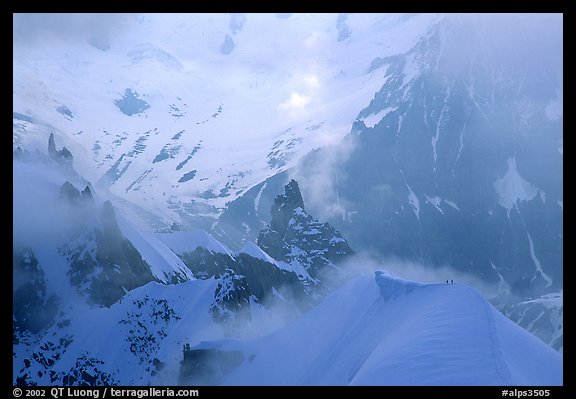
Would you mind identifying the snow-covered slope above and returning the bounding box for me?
[13,13,442,229]
[14,278,223,385]
[12,149,305,385]
[218,271,562,386]
[156,229,234,257]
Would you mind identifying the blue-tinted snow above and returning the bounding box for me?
[221,272,562,385]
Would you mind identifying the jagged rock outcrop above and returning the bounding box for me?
[48,133,73,166]
[48,133,57,158]
[61,200,158,307]
[59,182,81,203]
[210,269,251,323]
[175,246,308,324]
[257,180,353,280]
[178,248,236,280]
[208,252,309,325]
[59,182,95,207]
[80,186,94,204]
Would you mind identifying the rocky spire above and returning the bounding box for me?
[270,179,305,234]
[59,181,81,203]
[48,133,58,158]
[58,182,95,207]
[81,186,94,204]
[48,133,73,165]
[257,180,353,279]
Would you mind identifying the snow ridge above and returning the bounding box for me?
[219,272,562,385]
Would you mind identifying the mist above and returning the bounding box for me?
[13,160,81,245]
[13,13,131,47]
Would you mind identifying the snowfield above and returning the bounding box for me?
[13,13,441,229]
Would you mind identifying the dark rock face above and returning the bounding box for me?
[270,179,305,234]
[180,345,244,385]
[211,171,289,251]
[177,247,307,323]
[13,247,59,340]
[48,133,73,166]
[59,182,95,207]
[59,182,81,203]
[209,254,309,323]
[114,88,150,116]
[234,253,306,307]
[61,200,158,307]
[80,186,94,204]
[178,247,236,280]
[89,201,157,306]
[257,180,354,279]
[48,133,57,158]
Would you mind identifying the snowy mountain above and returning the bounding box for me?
[12,144,269,384]
[13,13,441,231]
[14,167,563,387]
[13,144,351,385]
[295,14,563,349]
[301,14,563,294]
[13,13,563,386]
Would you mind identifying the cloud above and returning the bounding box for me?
[277,71,323,118]
[294,133,358,221]
[278,92,311,113]
[316,252,505,302]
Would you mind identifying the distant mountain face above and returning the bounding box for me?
[501,292,563,352]
[298,14,562,290]
[299,15,562,295]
